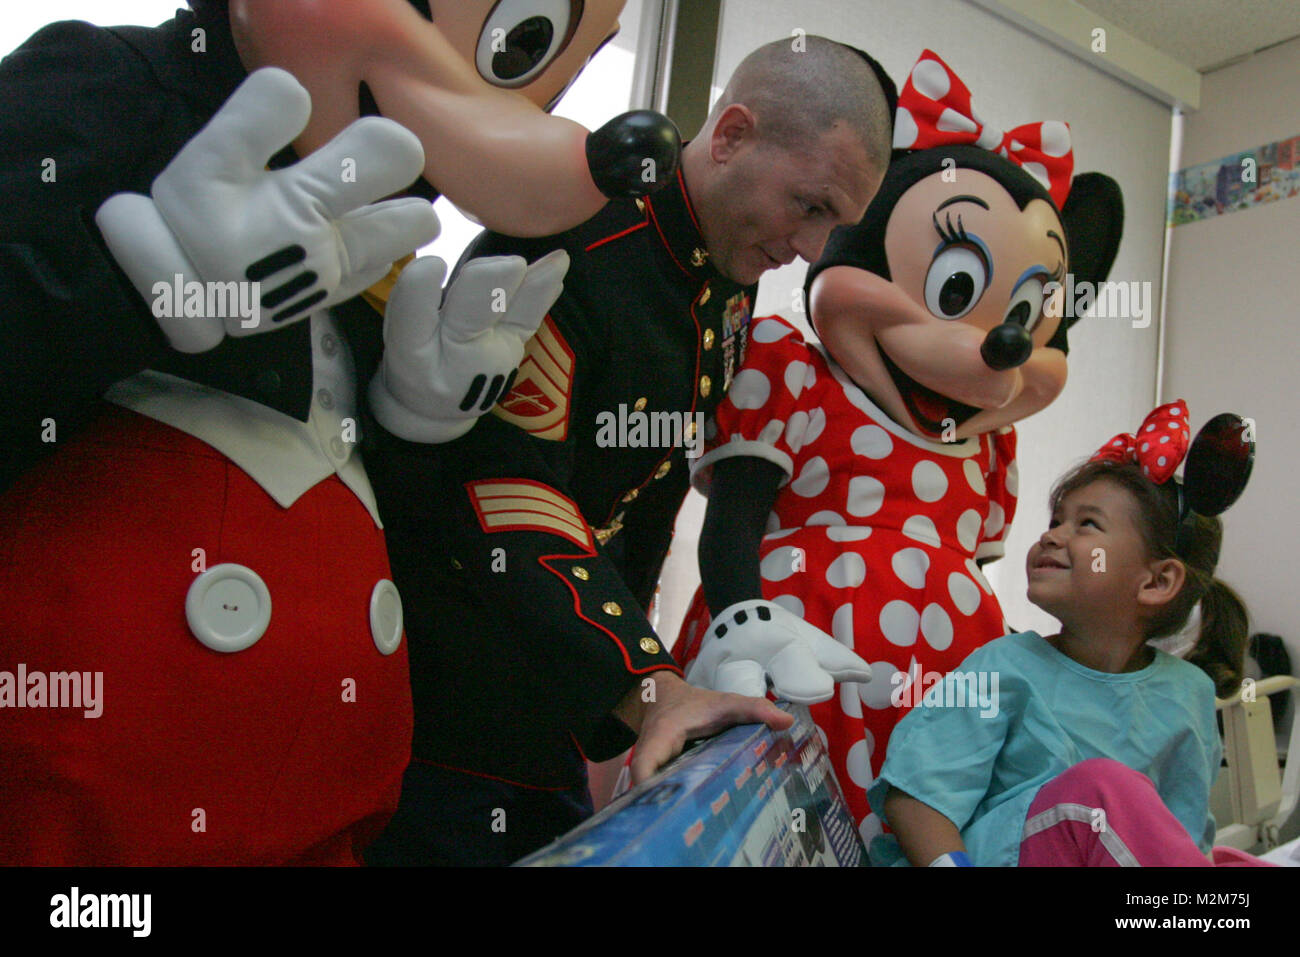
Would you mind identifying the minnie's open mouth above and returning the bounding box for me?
[879,347,980,438]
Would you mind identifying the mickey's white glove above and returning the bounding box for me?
[368,250,569,443]
[685,599,873,705]
[95,67,439,353]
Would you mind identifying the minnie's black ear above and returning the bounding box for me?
[1061,172,1124,287]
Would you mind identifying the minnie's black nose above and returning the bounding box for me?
[981,322,1033,370]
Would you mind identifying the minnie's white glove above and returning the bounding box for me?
[685,599,872,705]
[95,67,439,353]
[368,250,569,443]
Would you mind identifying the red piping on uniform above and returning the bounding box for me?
[677,167,704,234]
[584,220,648,252]
[538,552,682,679]
[645,192,694,280]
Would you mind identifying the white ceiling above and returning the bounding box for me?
[1075,0,1300,71]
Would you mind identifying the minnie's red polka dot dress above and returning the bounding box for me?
[675,317,1018,843]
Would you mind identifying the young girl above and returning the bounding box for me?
[871,413,1261,866]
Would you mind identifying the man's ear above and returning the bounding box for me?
[1137,557,1186,610]
[710,104,758,163]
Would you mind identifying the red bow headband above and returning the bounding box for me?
[894,50,1075,208]
[1091,400,1192,484]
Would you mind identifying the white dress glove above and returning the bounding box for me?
[685,599,873,705]
[95,67,439,353]
[368,250,569,443]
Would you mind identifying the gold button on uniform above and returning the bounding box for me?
[686,420,697,439]
[602,601,623,617]
[703,328,715,350]
[691,248,708,267]
[572,566,590,581]
[633,397,647,412]
[699,286,711,305]
[655,461,672,480]
[700,375,712,398]
[451,558,463,570]
[622,489,639,503]
[635,198,646,213]
[639,637,661,655]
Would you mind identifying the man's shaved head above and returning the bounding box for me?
[704,36,895,172]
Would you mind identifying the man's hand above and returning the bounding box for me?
[685,599,872,705]
[615,670,793,785]
[369,250,568,443]
[96,67,439,353]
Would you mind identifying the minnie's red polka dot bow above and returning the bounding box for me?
[1090,400,1192,484]
[894,49,1075,208]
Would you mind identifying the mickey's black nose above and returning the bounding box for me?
[980,322,1033,370]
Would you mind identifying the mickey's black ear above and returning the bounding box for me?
[1062,172,1124,287]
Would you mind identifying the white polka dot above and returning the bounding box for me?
[765,512,781,534]
[784,411,808,452]
[911,58,951,100]
[807,510,845,526]
[861,660,904,710]
[728,368,769,409]
[1006,461,1019,497]
[791,456,830,497]
[804,408,827,445]
[1157,456,1166,467]
[1167,421,1179,430]
[1039,120,1071,157]
[965,558,994,594]
[826,525,872,543]
[880,600,920,647]
[851,424,893,458]
[1112,439,1124,447]
[839,680,863,718]
[1145,423,1156,433]
[948,572,982,615]
[827,553,866,589]
[1141,442,1150,452]
[891,547,930,590]
[1169,407,1182,417]
[963,458,986,495]
[956,508,982,551]
[921,603,953,651]
[760,546,800,582]
[984,501,1005,538]
[912,460,948,503]
[804,365,817,389]
[1022,161,1050,191]
[860,813,884,846]
[893,106,918,149]
[758,419,785,445]
[845,736,874,788]
[902,515,941,547]
[751,318,792,343]
[771,594,804,617]
[847,475,886,516]
[975,123,1003,151]
[936,107,977,134]
[1009,139,1025,152]
[1159,434,1170,444]
[831,602,855,645]
[765,528,798,540]
[783,360,809,397]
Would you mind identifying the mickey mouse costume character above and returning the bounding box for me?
[675,50,1125,839]
[0,0,677,865]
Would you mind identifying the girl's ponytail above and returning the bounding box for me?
[1185,578,1249,698]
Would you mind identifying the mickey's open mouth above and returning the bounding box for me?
[879,347,980,438]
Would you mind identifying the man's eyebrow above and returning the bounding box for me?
[935,195,990,213]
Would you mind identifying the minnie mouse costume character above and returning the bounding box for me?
[0,0,676,865]
[675,50,1125,838]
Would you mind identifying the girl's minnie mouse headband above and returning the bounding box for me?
[895,50,1075,208]
[1091,400,1256,551]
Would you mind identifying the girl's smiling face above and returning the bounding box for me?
[1026,477,1160,629]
